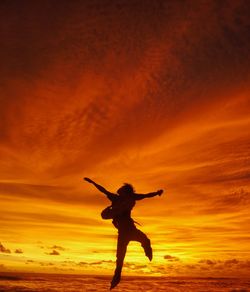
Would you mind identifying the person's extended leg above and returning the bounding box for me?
[110,233,129,290]
[131,228,152,261]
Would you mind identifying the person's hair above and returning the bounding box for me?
[118,183,135,195]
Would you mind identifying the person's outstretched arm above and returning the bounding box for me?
[84,177,117,201]
[135,189,163,200]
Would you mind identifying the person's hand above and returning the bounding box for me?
[157,189,163,196]
[84,177,93,183]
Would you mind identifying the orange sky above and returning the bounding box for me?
[0,0,250,278]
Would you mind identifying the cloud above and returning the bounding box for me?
[15,248,23,254]
[0,182,96,205]
[0,242,11,254]
[50,245,66,251]
[185,264,198,270]
[150,258,250,277]
[47,250,60,256]
[198,259,216,266]
[213,189,249,210]
[0,264,6,270]
[164,255,180,262]
[1,206,101,229]
[237,260,250,269]
[224,259,239,266]
[43,245,66,256]
[62,260,76,266]
[194,258,250,276]
[0,0,249,178]
[53,267,75,272]
[77,260,114,267]
[201,189,250,215]
[76,261,88,267]
[39,262,54,266]
[123,262,147,270]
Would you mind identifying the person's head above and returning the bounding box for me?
[117,183,135,197]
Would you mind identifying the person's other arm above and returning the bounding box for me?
[84,177,117,201]
[135,189,163,200]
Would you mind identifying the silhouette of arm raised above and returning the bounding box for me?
[84,177,117,201]
[135,189,163,200]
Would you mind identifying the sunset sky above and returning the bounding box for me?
[0,0,250,278]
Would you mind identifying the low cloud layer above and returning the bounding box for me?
[47,250,60,256]
[164,255,180,262]
[0,243,11,254]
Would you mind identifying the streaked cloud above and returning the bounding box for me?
[47,250,60,256]
[0,243,11,254]
[164,255,180,262]
[50,245,66,251]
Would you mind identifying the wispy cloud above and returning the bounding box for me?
[164,255,180,262]
[50,245,66,251]
[47,250,60,256]
[0,243,11,254]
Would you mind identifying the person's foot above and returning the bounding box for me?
[144,244,153,261]
[110,272,121,290]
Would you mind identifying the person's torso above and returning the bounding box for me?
[112,195,136,229]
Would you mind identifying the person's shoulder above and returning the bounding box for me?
[133,193,141,200]
[111,195,119,202]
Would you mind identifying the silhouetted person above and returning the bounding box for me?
[84,177,163,289]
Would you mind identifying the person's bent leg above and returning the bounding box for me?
[132,228,152,261]
[110,233,129,290]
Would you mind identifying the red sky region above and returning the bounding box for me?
[0,0,250,277]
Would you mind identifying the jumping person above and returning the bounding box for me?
[84,177,163,289]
